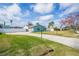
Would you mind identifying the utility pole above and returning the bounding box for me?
[4,21,6,28]
[10,20,13,25]
[41,29,42,40]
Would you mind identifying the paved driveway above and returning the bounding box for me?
[6,32,79,49]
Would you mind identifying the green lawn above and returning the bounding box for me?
[35,30,79,39]
[0,34,79,56]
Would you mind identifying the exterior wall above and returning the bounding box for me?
[29,28,33,32]
[33,26,46,32]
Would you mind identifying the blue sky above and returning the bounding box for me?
[0,3,79,27]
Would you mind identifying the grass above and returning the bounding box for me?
[34,30,79,39]
[0,34,79,56]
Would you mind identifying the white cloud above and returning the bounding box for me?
[59,4,79,18]
[60,3,73,9]
[0,4,25,26]
[32,14,54,27]
[0,8,7,21]
[6,4,22,20]
[0,4,22,21]
[22,10,30,17]
[0,4,32,27]
[7,4,21,15]
[39,15,53,21]
[32,20,40,25]
[32,20,47,27]
[33,3,53,14]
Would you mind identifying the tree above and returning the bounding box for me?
[0,24,3,28]
[48,21,54,31]
[48,21,54,28]
[10,20,13,25]
[64,17,74,29]
[73,14,79,32]
[59,15,75,31]
[66,14,79,33]
[59,14,79,33]
[59,18,66,31]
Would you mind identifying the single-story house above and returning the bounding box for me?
[33,23,46,32]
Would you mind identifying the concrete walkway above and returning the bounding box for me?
[6,32,79,49]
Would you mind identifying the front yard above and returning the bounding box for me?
[0,34,79,56]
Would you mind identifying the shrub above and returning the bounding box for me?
[0,32,3,35]
[54,27,60,31]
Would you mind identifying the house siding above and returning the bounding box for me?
[33,25,46,32]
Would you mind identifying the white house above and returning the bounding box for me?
[23,23,33,32]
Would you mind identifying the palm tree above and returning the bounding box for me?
[10,20,13,25]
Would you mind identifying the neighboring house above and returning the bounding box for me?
[33,23,46,32]
[23,22,33,32]
[23,25,29,31]
[48,26,54,31]
[48,21,54,31]
[24,23,46,32]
